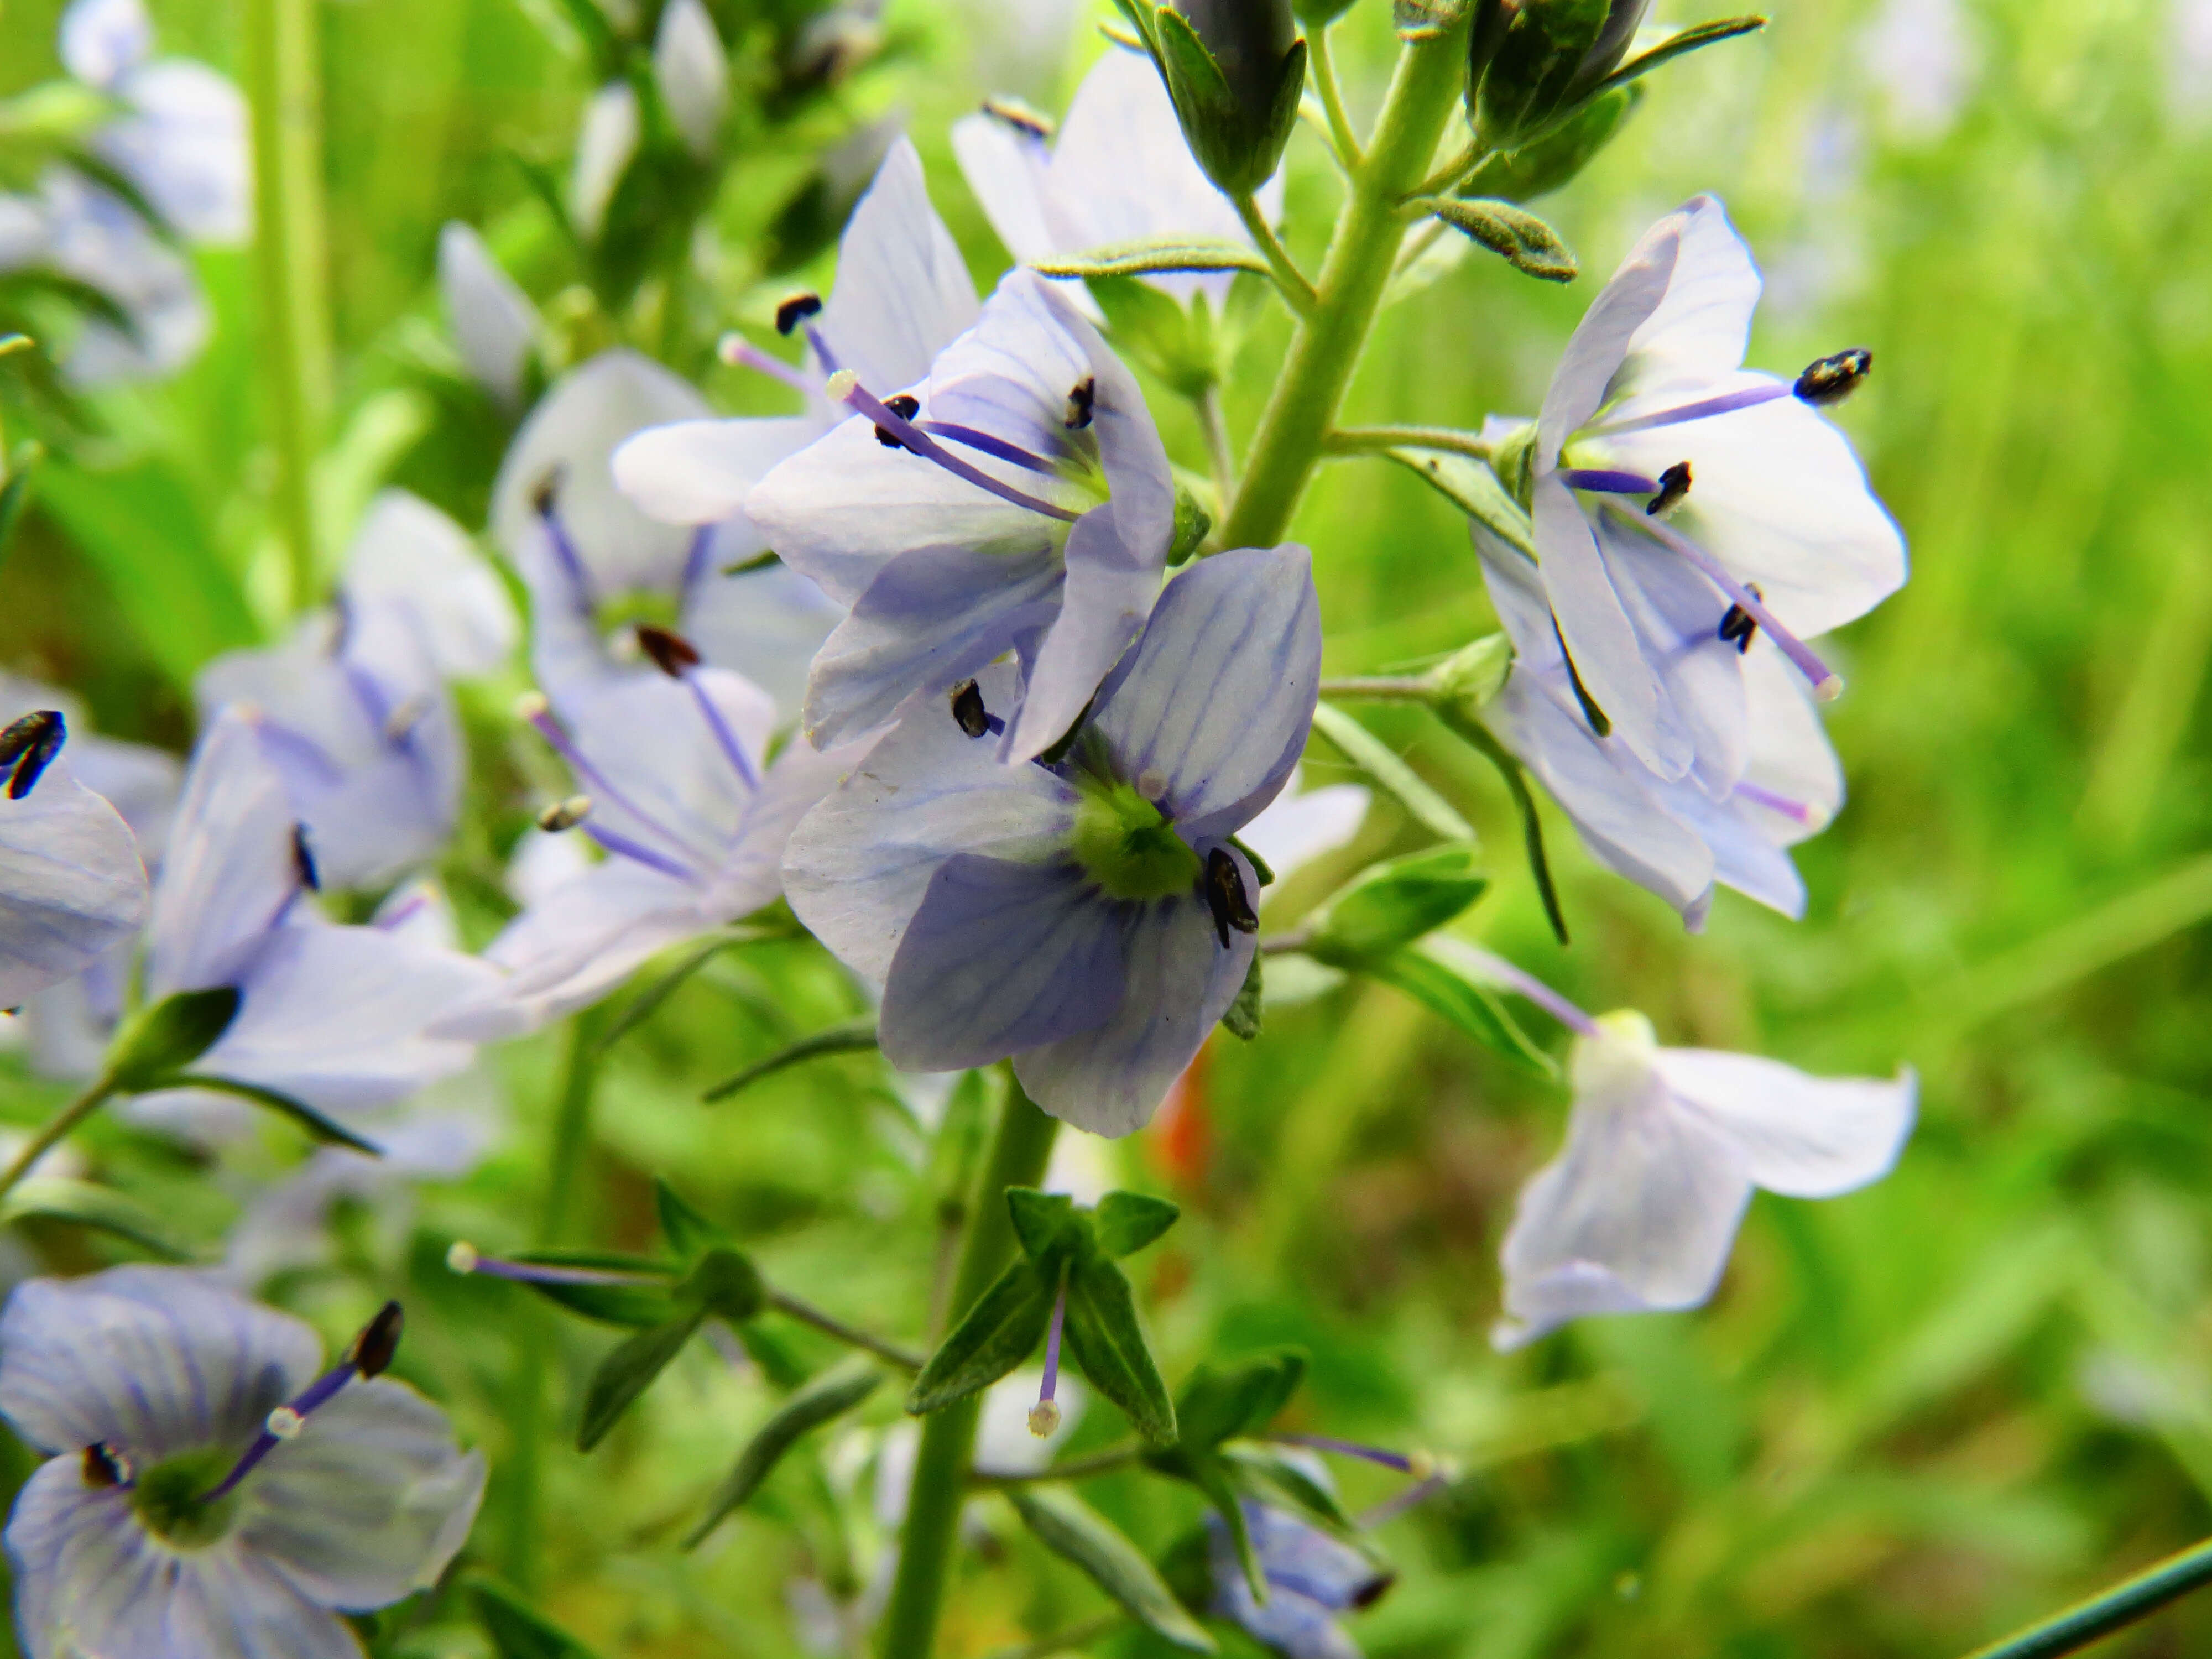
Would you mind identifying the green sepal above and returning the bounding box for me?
[1470,0,1613,150]
[1432,705,1571,945]
[1364,941,1557,1076]
[1396,0,1472,39]
[1008,1486,1219,1652]
[686,1361,883,1546]
[1229,834,1276,888]
[1173,1348,1308,1449]
[1460,85,1640,203]
[1151,12,1305,199]
[1588,16,1766,101]
[1194,1453,1267,1599]
[1063,1254,1178,1447]
[106,987,242,1091]
[1222,953,1265,1041]
[1032,238,1271,281]
[1170,484,1213,566]
[1094,1190,1182,1258]
[469,1573,605,1659]
[654,1180,728,1262]
[0,1177,191,1261]
[578,1311,705,1451]
[503,1249,681,1328]
[159,1073,383,1157]
[906,1258,1054,1415]
[1006,1187,1087,1264]
[1380,444,1533,547]
[678,1248,766,1323]
[1217,1442,1356,1532]
[701,1021,878,1103]
[1427,634,1514,723]
[1306,846,1490,965]
[1412,196,1578,282]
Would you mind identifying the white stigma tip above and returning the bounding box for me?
[1135,768,1167,800]
[1813,673,1845,703]
[825,369,859,403]
[1027,1400,1062,1438]
[265,1406,304,1441]
[446,1241,479,1275]
[514,691,550,723]
[1408,1450,1438,1481]
[537,795,592,833]
[716,331,747,366]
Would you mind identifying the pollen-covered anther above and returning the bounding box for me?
[950,679,991,739]
[346,1301,405,1379]
[81,1442,131,1489]
[981,95,1053,138]
[1027,1400,1062,1438]
[1646,461,1691,517]
[775,291,823,336]
[446,1240,480,1275]
[537,795,592,832]
[265,1406,305,1442]
[1063,376,1095,431]
[636,624,703,678]
[1794,347,1872,405]
[291,824,321,892]
[0,708,65,800]
[1204,847,1259,948]
[1718,581,1762,654]
[528,467,565,519]
[874,393,922,449]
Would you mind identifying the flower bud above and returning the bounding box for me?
[1125,0,1307,197]
[1426,633,1513,722]
[1172,0,1297,124]
[1469,0,1646,153]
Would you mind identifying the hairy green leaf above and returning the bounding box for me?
[907,1260,1052,1415]
[1008,1486,1218,1652]
[1032,238,1272,281]
[1413,196,1578,282]
[578,1312,704,1452]
[1063,1255,1177,1447]
[687,1363,883,1546]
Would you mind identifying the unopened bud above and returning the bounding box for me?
[1028,1399,1063,1438]
[1173,0,1296,123]
[265,1406,304,1441]
[1427,633,1514,720]
[537,795,593,832]
[447,1240,480,1275]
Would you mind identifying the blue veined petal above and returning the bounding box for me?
[803,542,1065,751]
[1208,1505,1368,1659]
[0,755,148,1008]
[682,552,846,718]
[814,135,982,399]
[1536,212,1679,471]
[343,489,518,681]
[0,1267,318,1459]
[1087,545,1319,843]
[1012,878,1249,1138]
[879,854,1121,1073]
[614,413,830,529]
[241,1379,486,1609]
[1658,1052,1916,1201]
[1601,195,1762,416]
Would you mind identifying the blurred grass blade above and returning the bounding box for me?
[702,1021,879,1103]
[1959,1535,2212,1659]
[1310,703,1477,846]
[469,1574,604,1659]
[1008,1486,1217,1653]
[0,1177,192,1261]
[600,936,741,1053]
[159,1073,383,1155]
[578,1311,705,1451]
[686,1361,883,1547]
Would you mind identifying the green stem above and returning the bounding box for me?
[1318,674,1434,700]
[766,1288,924,1373]
[243,0,333,615]
[1234,194,1316,314]
[1306,24,1364,169]
[0,1074,117,1204]
[1219,20,1473,551]
[1326,423,1493,461]
[1961,1537,2212,1659]
[876,1076,1060,1659]
[1198,383,1236,505]
[968,1442,1142,1488]
[502,1011,606,1589]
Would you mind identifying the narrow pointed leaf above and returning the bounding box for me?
[1009,1487,1218,1653]
[1308,846,1490,965]
[1175,1349,1307,1451]
[1435,706,1570,945]
[655,1180,727,1261]
[1063,1255,1177,1447]
[1383,447,1536,557]
[1193,1453,1266,1600]
[1592,17,1767,98]
[702,1021,878,1102]
[1310,703,1478,846]
[687,1362,883,1546]
[1006,1187,1085,1264]
[1413,196,1578,283]
[578,1311,705,1451]
[907,1259,1053,1415]
[1032,239,1272,281]
[1218,1444,1355,1533]
[0,1178,191,1261]
[159,1073,384,1156]
[1361,945,1557,1077]
[598,936,740,1053]
[1094,1191,1181,1259]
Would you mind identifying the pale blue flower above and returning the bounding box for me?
[0,170,207,384]
[1522,195,1903,784]
[571,82,640,241]
[748,267,1176,760]
[197,492,515,892]
[0,714,148,1010]
[653,0,728,159]
[784,544,1318,1134]
[437,222,539,409]
[1474,518,1840,928]
[1208,1503,1391,1659]
[0,1266,483,1659]
[123,712,499,1145]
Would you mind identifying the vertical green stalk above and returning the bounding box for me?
[875,1076,1060,1659]
[1960,1536,2212,1659]
[243,0,334,615]
[0,1074,117,1205]
[503,1011,607,1588]
[1218,20,1472,551]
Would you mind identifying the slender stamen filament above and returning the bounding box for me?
[803,325,841,377]
[447,1241,670,1287]
[517,695,709,878]
[918,420,1062,477]
[582,823,697,882]
[1271,1433,1418,1473]
[200,1303,403,1504]
[719,334,817,398]
[1030,1274,1069,1438]
[1452,944,1600,1037]
[535,501,598,612]
[1557,467,1660,496]
[1734,780,1828,828]
[682,676,760,792]
[1585,382,1792,438]
[1608,508,1844,700]
[827,372,1082,524]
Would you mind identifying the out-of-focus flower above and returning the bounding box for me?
[951,48,1284,309]
[197,491,515,891]
[1857,0,1978,142]
[748,269,1175,759]
[123,712,498,1145]
[0,1266,483,1659]
[785,544,1318,1135]
[571,81,641,240]
[1474,517,1839,928]
[0,713,148,1009]
[2174,0,2212,123]
[654,0,729,159]
[1237,766,1367,899]
[1486,971,1913,1349]
[437,222,540,409]
[503,348,846,714]
[1208,1502,1391,1659]
[2,171,208,384]
[1509,195,1903,785]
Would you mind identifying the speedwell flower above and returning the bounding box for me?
[784,543,1317,1134]
[0,1266,483,1659]
[1208,1501,1391,1659]
[1474,953,1915,1349]
[748,268,1177,760]
[1474,519,1840,927]
[0,712,148,1009]
[1512,194,1904,782]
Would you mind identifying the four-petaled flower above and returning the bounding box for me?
[0,1266,483,1659]
[785,544,1318,1134]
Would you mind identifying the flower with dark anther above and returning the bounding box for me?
[1462,948,1915,1349]
[952,48,1284,312]
[784,544,1317,1134]
[197,491,515,891]
[434,636,859,1041]
[0,708,148,1008]
[747,267,1177,762]
[0,1267,482,1659]
[609,138,978,708]
[1502,195,1905,785]
[1472,518,1843,929]
[1208,1502,1392,1659]
[121,712,498,1145]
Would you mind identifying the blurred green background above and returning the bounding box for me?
[4,0,2212,1654]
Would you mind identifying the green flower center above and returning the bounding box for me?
[597,590,684,638]
[131,1448,241,1549]
[1072,778,1201,902]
